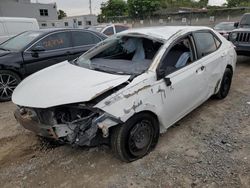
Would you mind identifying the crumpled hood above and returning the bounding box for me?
[12,61,130,108]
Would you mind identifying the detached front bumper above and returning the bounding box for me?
[14,109,59,139]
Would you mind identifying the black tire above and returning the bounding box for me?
[215,68,233,100]
[0,70,21,102]
[111,113,160,162]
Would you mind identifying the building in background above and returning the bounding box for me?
[0,0,58,28]
[45,15,98,29]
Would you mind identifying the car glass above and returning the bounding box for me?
[240,14,250,27]
[115,25,128,33]
[103,27,114,35]
[214,23,235,31]
[193,32,217,58]
[72,31,101,46]
[0,31,43,51]
[161,38,194,75]
[75,36,163,75]
[34,32,72,51]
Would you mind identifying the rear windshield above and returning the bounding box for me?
[0,31,44,51]
[214,22,235,31]
[74,35,163,75]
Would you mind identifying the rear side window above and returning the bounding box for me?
[115,25,128,33]
[35,32,72,51]
[193,32,217,58]
[72,31,101,46]
[103,27,114,36]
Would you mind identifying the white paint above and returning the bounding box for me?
[12,61,130,108]
[0,17,39,43]
[13,26,237,133]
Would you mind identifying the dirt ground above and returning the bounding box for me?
[0,57,249,188]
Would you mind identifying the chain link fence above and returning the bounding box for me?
[102,7,250,28]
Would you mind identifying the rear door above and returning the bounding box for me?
[23,31,73,75]
[192,31,223,97]
[70,31,102,60]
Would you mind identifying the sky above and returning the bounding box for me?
[32,0,227,16]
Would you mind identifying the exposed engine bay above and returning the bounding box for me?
[14,104,122,146]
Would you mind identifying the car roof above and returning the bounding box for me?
[120,26,211,41]
[25,28,107,38]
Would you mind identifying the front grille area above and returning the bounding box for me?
[237,32,250,43]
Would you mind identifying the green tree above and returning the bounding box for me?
[100,0,127,18]
[127,0,162,18]
[58,9,67,19]
[227,0,250,7]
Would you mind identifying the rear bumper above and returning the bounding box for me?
[14,110,58,139]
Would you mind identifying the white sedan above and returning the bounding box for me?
[12,26,237,162]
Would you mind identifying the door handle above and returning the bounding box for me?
[196,66,205,73]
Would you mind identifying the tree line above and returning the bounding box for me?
[99,0,250,20]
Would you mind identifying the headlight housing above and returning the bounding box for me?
[230,32,238,41]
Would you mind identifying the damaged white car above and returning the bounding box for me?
[12,26,237,162]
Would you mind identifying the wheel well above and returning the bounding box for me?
[0,69,22,79]
[133,111,159,124]
[226,65,233,75]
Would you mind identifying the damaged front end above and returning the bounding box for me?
[14,104,122,146]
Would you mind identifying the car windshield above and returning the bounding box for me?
[240,14,250,28]
[0,31,43,51]
[74,35,163,75]
[214,23,235,30]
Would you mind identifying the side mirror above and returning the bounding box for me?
[31,46,45,52]
[164,77,172,87]
[234,22,239,28]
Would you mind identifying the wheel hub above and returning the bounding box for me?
[128,120,154,156]
[0,73,18,100]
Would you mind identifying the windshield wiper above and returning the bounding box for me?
[92,65,127,75]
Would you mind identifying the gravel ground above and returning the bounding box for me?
[0,57,249,188]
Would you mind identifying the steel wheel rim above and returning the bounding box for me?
[0,73,18,100]
[128,120,154,157]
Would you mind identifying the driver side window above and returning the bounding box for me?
[160,36,195,76]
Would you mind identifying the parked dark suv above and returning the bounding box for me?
[0,28,106,101]
[229,13,250,56]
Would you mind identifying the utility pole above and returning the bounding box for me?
[89,0,92,15]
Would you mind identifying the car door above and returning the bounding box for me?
[156,34,208,128]
[193,31,224,97]
[70,31,102,60]
[22,31,73,76]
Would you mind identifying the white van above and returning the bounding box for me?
[0,17,39,44]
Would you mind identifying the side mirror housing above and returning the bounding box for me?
[32,46,45,52]
[234,22,239,28]
[164,77,172,87]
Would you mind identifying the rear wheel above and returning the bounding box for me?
[0,70,21,102]
[215,68,233,99]
[111,113,159,162]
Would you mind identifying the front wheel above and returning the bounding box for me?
[0,70,21,102]
[215,68,233,99]
[111,113,159,162]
